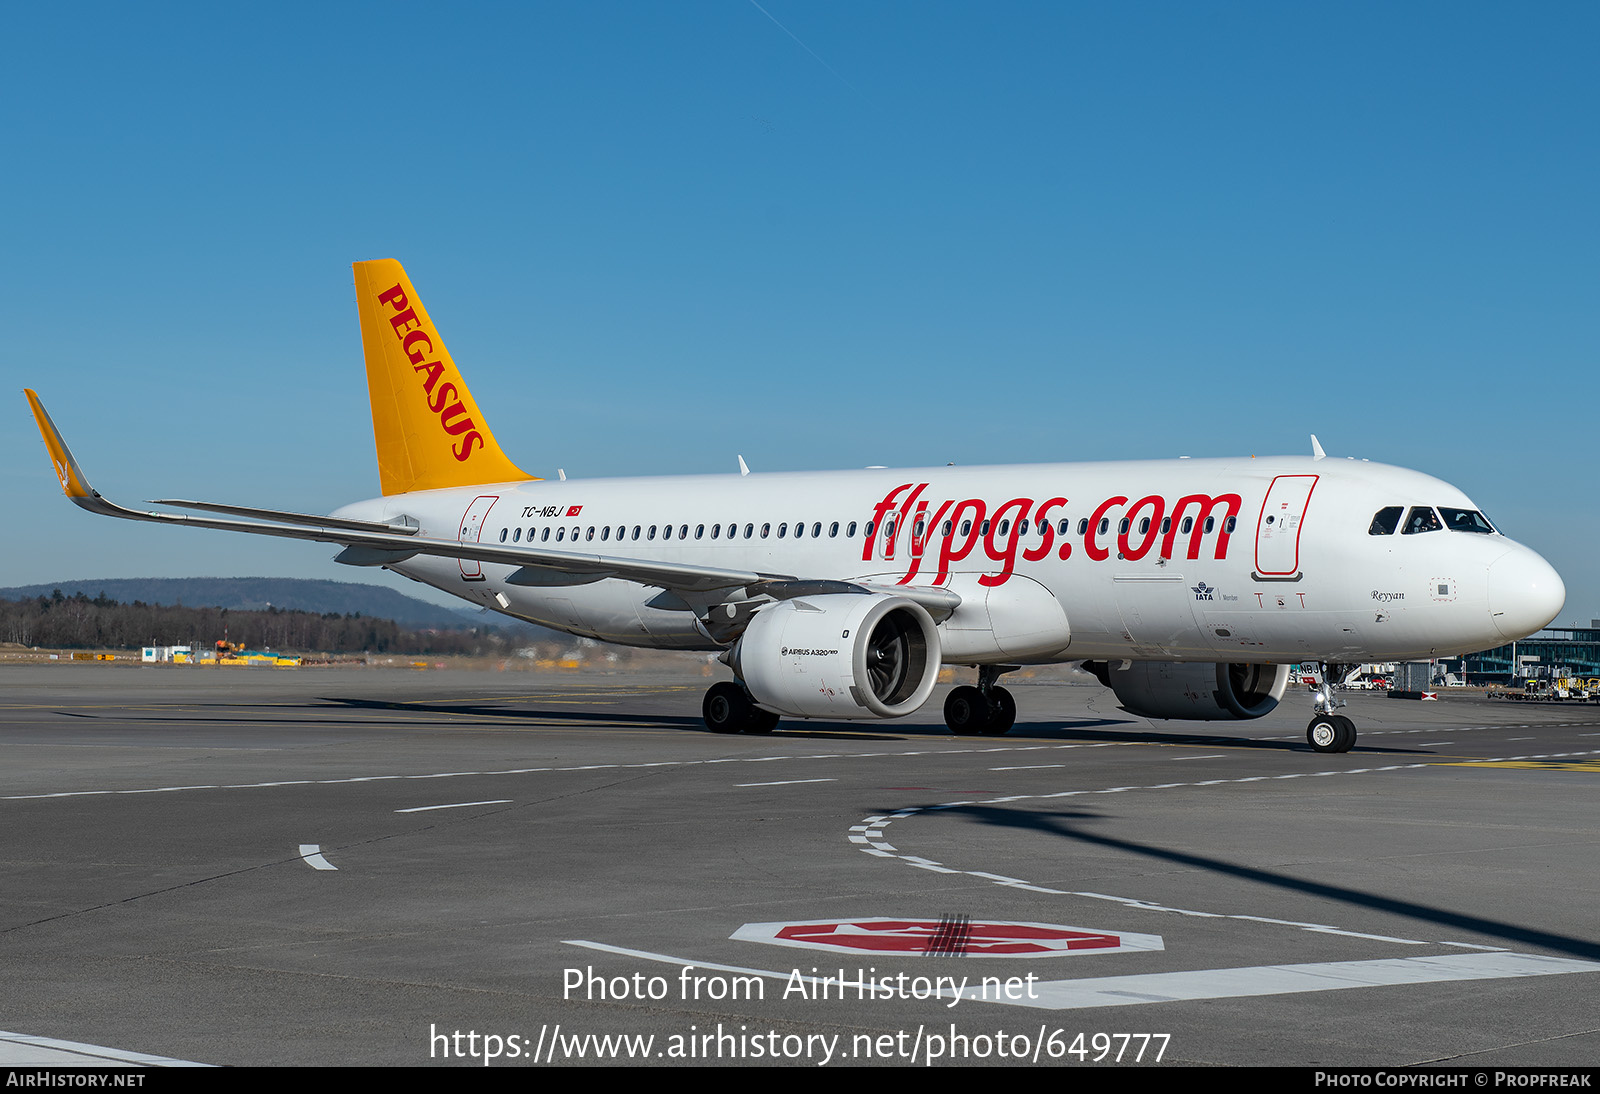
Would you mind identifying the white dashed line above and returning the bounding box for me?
[299,844,338,871]
[395,800,512,813]
[736,778,837,787]
[0,742,1139,802]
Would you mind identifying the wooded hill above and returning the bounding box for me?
[1,588,529,656]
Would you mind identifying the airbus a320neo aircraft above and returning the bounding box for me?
[26,260,1565,752]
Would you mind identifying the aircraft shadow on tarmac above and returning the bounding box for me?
[314,697,1431,753]
[913,803,1600,962]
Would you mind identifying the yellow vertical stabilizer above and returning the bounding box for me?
[353,259,534,495]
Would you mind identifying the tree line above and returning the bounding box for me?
[0,589,523,656]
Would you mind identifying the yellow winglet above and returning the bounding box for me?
[24,389,95,500]
[353,259,536,496]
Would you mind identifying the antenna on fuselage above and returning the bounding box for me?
[1310,435,1326,461]
[737,455,750,476]
[558,468,567,481]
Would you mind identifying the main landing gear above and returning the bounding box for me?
[944,665,1019,736]
[703,681,780,735]
[1304,661,1358,753]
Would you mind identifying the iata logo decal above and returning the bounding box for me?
[377,283,486,463]
[866,483,1241,588]
[1191,581,1216,601]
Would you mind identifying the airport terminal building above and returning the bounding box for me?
[1462,622,1600,683]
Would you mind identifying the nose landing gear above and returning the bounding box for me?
[944,664,1019,736]
[1304,662,1358,753]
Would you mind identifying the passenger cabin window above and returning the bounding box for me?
[812,522,822,538]
[1402,507,1443,534]
[744,523,754,539]
[1440,508,1495,534]
[778,523,787,538]
[851,522,861,537]
[829,522,839,538]
[1369,507,1403,535]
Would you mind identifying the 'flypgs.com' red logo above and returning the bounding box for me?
[865,483,1241,588]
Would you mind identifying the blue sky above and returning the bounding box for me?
[3,2,1596,618]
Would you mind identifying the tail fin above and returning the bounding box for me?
[353,259,534,495]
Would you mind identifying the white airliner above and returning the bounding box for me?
[25,260,1565,753]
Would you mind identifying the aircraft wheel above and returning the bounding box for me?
[704,682,753,733]
[944,686,992,735]
[1331,714,1357,753]
[1306,715,1341,753]
[748,707,780,735]
[983,686,1016,736]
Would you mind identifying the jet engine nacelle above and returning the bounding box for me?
[1095,660,1290,720]
[732,593,941,720]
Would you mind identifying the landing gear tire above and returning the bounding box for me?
[704,681,754,733]
[1307,714,1357,753]
[983,686,1016,736]
[944,686,992,735]
[748,707,780,735]
[1331,714,1357,753]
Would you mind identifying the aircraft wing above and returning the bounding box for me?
[24,390,794,595]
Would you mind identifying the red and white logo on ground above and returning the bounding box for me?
[731,918,1163,958]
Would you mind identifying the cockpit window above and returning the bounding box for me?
[1368,506,1403,535]
[1401,507,1442,534]
[1439,507,1495,534]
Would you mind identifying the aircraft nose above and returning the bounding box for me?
[1488,547,1565,641]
